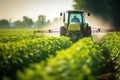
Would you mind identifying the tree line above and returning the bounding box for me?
[0,15,51,29]
[73,0,120,29]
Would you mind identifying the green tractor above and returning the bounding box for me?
[60,10,91,42]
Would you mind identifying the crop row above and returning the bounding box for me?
[0,35,45,43]
[16,38,105,80]
[0,36,72,79]
[101,32,120,80]
[0,29,45,43]
[16,32,120,80]
[1,30,120,80]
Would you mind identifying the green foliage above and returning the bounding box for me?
[0,37,71,67]
[17,38,104,80]
[101,32,120,80]
[0,29,45,43]
[0,29,120,80]
[0,29,72,80]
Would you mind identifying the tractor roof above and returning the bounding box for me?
[67,10,84,13]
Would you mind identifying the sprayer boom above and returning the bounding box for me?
[34,28,120,35]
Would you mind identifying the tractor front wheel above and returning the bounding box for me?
[67,31,83,42]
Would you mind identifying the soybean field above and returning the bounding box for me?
[0,29,120,80]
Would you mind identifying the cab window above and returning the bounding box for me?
[69,13,82,24]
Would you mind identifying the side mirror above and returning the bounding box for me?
[88,12,90,16]
[60,12,62,16]
[63,13,65,22]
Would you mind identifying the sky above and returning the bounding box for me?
[0,0,73,22]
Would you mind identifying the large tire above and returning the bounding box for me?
[83,26,91,37]
[60,26,67,36]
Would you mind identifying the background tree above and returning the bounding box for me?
[22,16,34,28]
[0,15,51,29]
[73,0,120,29]
[14,16,34,28]
[0,19,9,28]
[14,20,23,28]
[35,15,47,28]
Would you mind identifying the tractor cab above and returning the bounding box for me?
[60,10,91,42]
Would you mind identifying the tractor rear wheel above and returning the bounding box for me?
[60,26,67,36]
[83,26,91,37]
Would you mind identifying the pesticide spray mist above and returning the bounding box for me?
[42,17,63,36]
[85,13,113,41]
[85,13,113,29]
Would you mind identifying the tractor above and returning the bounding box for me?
[60,10,91,42]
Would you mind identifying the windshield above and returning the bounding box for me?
[69,13,83,24]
